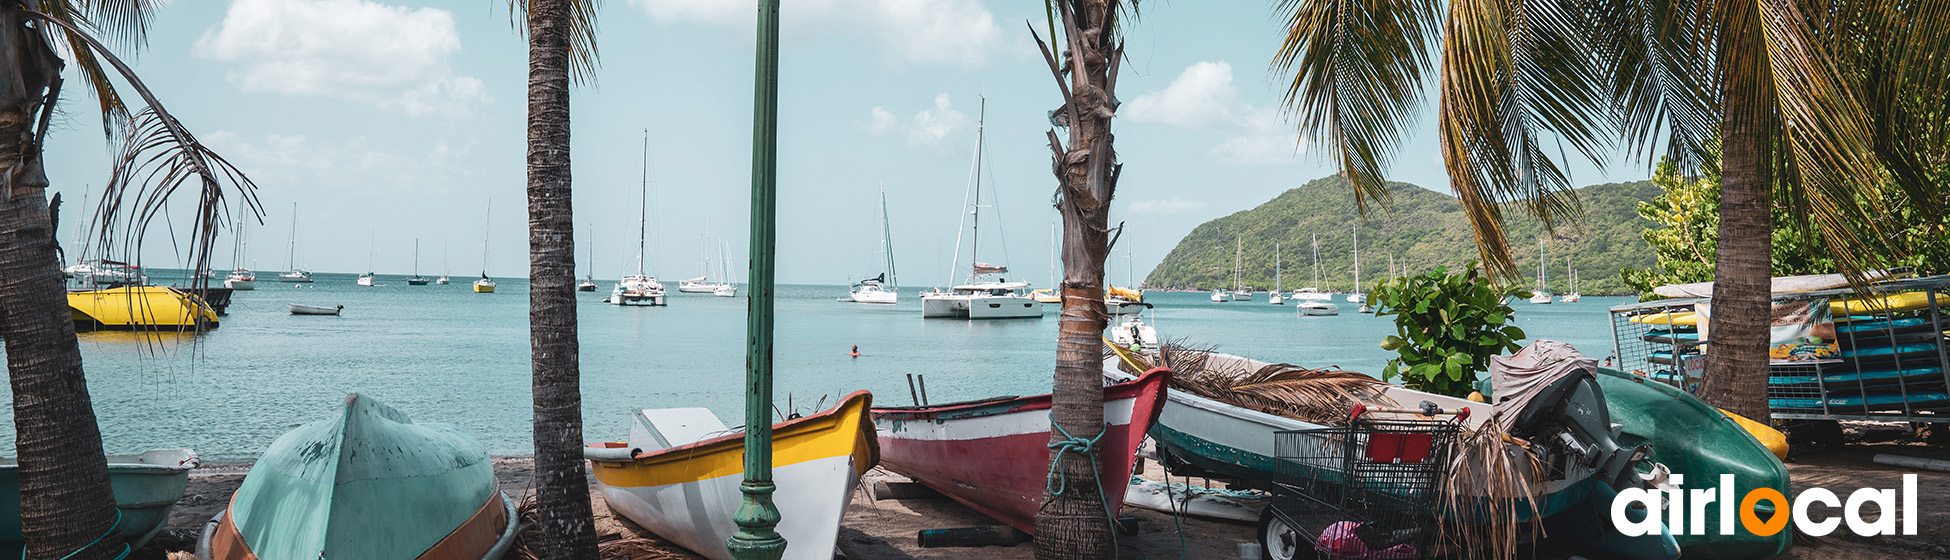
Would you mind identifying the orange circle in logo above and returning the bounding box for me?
[1740,488,1789,536]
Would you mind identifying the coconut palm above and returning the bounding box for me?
[512,0,602,556]
[1272,0,1950,420]
[1,2,256,556]
[1030,1,1131,558]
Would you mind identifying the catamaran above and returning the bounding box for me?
[841,183,899,304]
[920,97,1042,320]
[277,203,312,283]
[223,216,255,290]
[473,202,496,293]
[407,239,430,285]
[610,131,666,306]
[1529,238,1553,304]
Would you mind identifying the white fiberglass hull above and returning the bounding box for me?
[610,293,666,306]
[1296,302,1340,316]
[842,289,898,304]
[278,272,313,283]
[676,281,717,293]
[1530,293,1554,304]
[1107,299,1145,316]
[596,455,859,560]
[1210,292,1231,303]
[968,295,1043,319]
[224,279,255,291]
[356,276,375,287]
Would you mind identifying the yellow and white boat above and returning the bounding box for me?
[585,391,877,560]
[472,275,496,293]
[1030,288,1059,304]
[67,286,219,331]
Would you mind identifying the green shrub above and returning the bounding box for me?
[1373,263,1528,397]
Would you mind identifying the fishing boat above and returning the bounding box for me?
[578,226,598,292]
[920,98,1041,320]
[842,184,900,304]
[407,239,431,285]
[586,392,877,560]
[474,202,495,294]
[0,448,198,554]
[224,217,255,290]
[69,286,220,331]
[610,132,666,306]
[1111,314,1160,349]
[289,303,342,316]
[1346,229,1365,304]
[197,394,516,560]
[279,203,312,283]
[872,368,1169,534]
[1529,239,1554,304]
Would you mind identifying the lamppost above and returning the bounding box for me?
[727,0,785,558]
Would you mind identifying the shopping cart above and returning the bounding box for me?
[1259,405,1462,560]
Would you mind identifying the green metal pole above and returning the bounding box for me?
[728,0,784,558]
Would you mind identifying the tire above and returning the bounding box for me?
[1257,506,1317,560]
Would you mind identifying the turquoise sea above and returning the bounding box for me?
[4,274,1634,461]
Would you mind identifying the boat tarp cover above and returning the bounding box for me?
[228,394,495,559]
[973,262,1007,274]
[1488,340,1598,432]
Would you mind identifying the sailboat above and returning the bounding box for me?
[678,218,735,294]
[1031,222,1061,304]
[1229,237,1252,300]
[1295,234,1340,316]
[1346,229,1365,303]
[610,130,667,306]
[1559,255,1581,302]
[407,239,431,285]
[436,243,451,285]
[841,183,899,304]
[1529,238,1553,304]
[919,97,1042,320]
[474,202,497,293]
[277,203,312,283]
[1268,243,1285,305]
[711,240,736,297]
[357,224,377,287]
[223,216,256,290]
[578,225,599,292]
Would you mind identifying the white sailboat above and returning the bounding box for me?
[277,202,312,283]
[357,224,377,287]
[223,216,256,290]
[841,183,899,304]
[678,218,735,294]
[436,243,451,285]
[1296,233,1340,316]
[1229,237,1252,300]
[1346,229,1365,303]
[1559,255,1581,302]
[578,225,599,292]
[1268,243,1285,305]
[610,131,666,306]
[1529,238,1553,304]
[474,203,496,293]
[920,97,1042,320]
[711,240,736,297]
[407,239,431,285]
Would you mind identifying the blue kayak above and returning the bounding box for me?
[1770,390,1950,411]
[1833,317,1931,334]
[1838,342,1941,360]
[1769,365,1947,386]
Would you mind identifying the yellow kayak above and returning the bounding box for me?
[1629,311,1699,326]
[1720,408,1788,460]
[1830,291,1937,315]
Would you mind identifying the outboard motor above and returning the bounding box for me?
[1504,370,1654,492]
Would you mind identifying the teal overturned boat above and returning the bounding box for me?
[197,393,516,560]
[0,449,198,554]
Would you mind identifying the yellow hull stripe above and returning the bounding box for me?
[590,392,877,489]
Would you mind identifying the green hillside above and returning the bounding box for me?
[1143,176,1658,295]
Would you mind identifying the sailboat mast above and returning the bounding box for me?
[1233,236,1242,289]
[1353,229,1361,293]
[1311,233,1320,290]
[637,129,649,277]
[1275,242,1281,292]
[481,200,491,276]
[367,223,376,274]
[968,97,985,283]
[414,239,420,276]
[879,182,898,292]
[285,202,297,272]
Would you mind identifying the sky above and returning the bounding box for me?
[43,0,1649,286]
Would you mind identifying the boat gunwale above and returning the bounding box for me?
[588,390,876,466]
[870,368,1170,422]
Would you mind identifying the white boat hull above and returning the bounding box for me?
[278,273,312,283]
[1529,293,1554,304]
[968,295,1043,319]
[357,276,375,287]
[289,304,341,316]
[223,279,254,291]
[595,455,857,560]
[1267,294,1284,305]
[1107,299,1145,316]
[1209,291,1231,303]
[610,293,666,306]
[841,288,898,304]
[1296,302,1340,316]
[712,285,737,297]
[1346,293,1365,303]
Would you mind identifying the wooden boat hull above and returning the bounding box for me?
[199,394,514,560]
[0,449,198,553]
[588,392,877,560]
[871,368,1169,534]
[67,286,219,331]
[1596,368,1793,559]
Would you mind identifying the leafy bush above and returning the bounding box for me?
[1373,264,1527,397]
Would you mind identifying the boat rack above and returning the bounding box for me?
[1608,276,1950,423]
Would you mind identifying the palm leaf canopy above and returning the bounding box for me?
[1275,0,1950,281]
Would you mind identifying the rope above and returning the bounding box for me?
[21,509,131,560]
[1045,417,1122,557]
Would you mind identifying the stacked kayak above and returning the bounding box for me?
[198,394,515,560]
[1767,300,1950,414]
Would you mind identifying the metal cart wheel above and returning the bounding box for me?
[1257,506,1318,560]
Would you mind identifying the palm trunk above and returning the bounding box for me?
[1033,2,1121,558]
[0,8,124,558]
[1700,17,1774,422]
[524,0,597,557]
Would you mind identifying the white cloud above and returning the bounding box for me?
[1127,198,1205,215]
[205,131,475,198]
[867,93,970,150]
[194,0,485,117]
[1124,61,1304,165]
[629,0,1004,67]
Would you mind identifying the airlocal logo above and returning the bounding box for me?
[1611,474,1919,537]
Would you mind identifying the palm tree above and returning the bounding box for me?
[1272,0,1950,420]
[1,3,256,556]
[1030,1,1131,558]
[514,0,601,557]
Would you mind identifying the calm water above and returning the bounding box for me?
[3,274,1633,461]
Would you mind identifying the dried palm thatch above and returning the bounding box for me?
[1113,338,1393,425]
[1434,411,1544,560]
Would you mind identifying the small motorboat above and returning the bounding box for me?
[871,368,1169,533]
[587,392,876,560]
[0,449,198,554]
[198,394,515,560]
[289,303,342,316]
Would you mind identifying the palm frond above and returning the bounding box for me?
[1588,0,1717,171]
[1151,339,1393,425]
[1273,0,1444,213]
[74,0,160,52]
[511,0,603,85]
[1436,412,1543,560]
[92,107,260,285]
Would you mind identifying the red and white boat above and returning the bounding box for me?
[870,367,1170,533]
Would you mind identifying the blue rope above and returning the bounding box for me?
[21,509,130,560]
[1046,418,1123,556]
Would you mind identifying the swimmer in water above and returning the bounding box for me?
[849,345,860,358]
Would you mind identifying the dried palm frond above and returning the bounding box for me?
[1145,339,1393,425]
[1435,411,1544,560]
